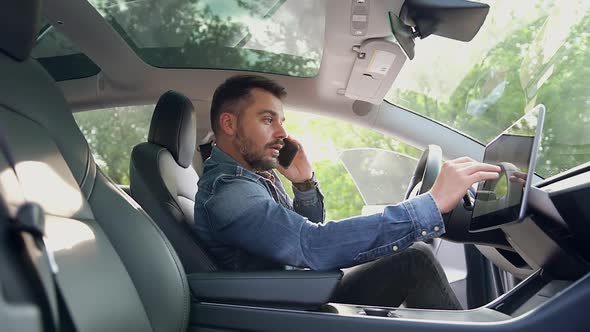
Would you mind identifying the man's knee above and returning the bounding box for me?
[406,242,437,265]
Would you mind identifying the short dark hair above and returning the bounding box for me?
[210,75,287,134]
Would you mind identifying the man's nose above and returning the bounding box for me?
[274,123,287,139]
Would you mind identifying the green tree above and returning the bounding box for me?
[445,9,590,177]
[277,159,365,221]
[445,18,544,142]
[388,2,590,178]
[74,106,153,184]
[315,160,365,220]
[280,112,419,219]
[92,0,319,76]
[532,13,590,176]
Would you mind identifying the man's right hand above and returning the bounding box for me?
[429,157,501,214]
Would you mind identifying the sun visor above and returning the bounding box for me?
[345,39,406,105]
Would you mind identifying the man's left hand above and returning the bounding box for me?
[276,136,314,183]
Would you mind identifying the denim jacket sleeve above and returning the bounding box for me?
[204,176,445,271]
[292,185,325,223]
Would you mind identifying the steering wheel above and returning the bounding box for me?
[404,145,443,200]
[480,162,524,208]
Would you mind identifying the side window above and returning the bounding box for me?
[281,112,422,220]
[73,106,154,184]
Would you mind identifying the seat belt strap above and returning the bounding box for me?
[198,142,213,161]
[0,124,78,332]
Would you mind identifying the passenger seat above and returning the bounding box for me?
[130,91,217,273]
[0,1,189,330]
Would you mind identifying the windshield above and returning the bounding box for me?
[385,0,590,178]
[88,0,325,77]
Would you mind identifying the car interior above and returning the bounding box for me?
[129,90,217,274]
[1,0,590,331]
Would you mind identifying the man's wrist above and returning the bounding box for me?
[292,172,318,192]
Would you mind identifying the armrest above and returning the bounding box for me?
[188,270,343,309]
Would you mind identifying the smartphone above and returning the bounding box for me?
[278,138,299,168]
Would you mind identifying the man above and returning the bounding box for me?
[193,75,501,309]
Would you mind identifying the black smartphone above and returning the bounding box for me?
[278,138,299,168]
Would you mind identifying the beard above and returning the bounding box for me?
[235,129,281,171]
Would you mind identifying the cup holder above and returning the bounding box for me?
[359,307,400,318]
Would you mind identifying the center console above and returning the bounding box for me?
[324,303,511,322]
[189,268,589,331]
[319,269,570,322]
[188,270,342,309]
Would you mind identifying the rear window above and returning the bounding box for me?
[73,105,153,184]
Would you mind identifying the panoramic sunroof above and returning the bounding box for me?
[88,0,325,77]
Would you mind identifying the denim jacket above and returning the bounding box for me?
[193,146,445,271]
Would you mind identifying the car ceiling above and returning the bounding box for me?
[44,0,407,135]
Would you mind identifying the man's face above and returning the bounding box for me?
[233,89,286,171]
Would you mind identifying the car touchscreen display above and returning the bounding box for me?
[469,105,545,232]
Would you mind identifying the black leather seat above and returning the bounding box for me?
[0,2,189,330]
[130,91,217,273]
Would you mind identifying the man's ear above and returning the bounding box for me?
[219,112,237,136]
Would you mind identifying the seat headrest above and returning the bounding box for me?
[148,91,196,168]
[0,0,42,61]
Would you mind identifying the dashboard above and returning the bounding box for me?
[445,162,590,280]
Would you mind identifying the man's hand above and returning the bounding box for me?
[430,157,501,214]
[509,171,527,186]
[276,136,314,183]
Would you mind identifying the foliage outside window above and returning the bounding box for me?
[74,107,420,221]
[88,0,324,77]
[385,0,590,178]
[74,106,153,184]
[280,112,421,221]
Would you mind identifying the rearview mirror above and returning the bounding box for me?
[390,0,490,59]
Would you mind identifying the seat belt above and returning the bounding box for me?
[198,142,213,161]
[0,124,78,332]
